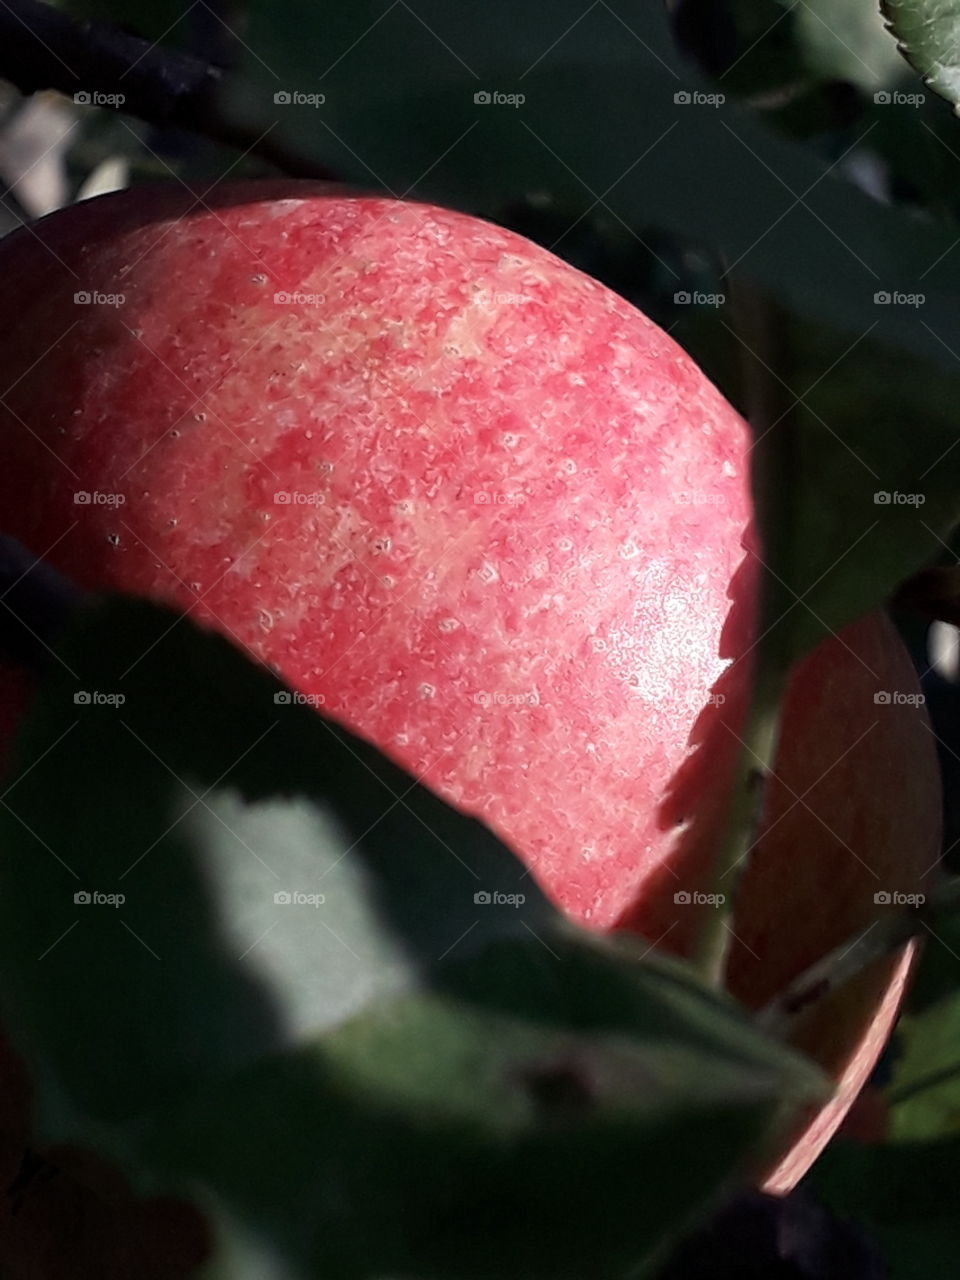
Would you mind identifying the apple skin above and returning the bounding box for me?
[0,183,940,1211]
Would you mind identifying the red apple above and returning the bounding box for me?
[0,183,940,1215]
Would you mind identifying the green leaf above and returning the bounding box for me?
[137,935,826,1280]
[0,596,826,1279]
[0,596,556,1126]
[738,307,960,664]
[794,0,906,89]
[813,1136,960,1280]
[871,884,960,1140]
[887,994,960,1138]
[897,908,960,1012]
[882,0,960,110]
[885,910,960,1138]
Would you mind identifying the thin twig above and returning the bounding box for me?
[886,1058,960,1107]
[757,877,960,1037]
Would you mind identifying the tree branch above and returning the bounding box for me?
[0,0,336,180]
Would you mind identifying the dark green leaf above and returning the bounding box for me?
[794,0,906,89]
[138,935,826,1280]
[0,596,555,1123]
[898,909,960,1012]
[887,996,960,1139]
[886,909,960,1139]
[813,1136,960,1280]
[0,597,826,1278]
[883,0,960,110]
